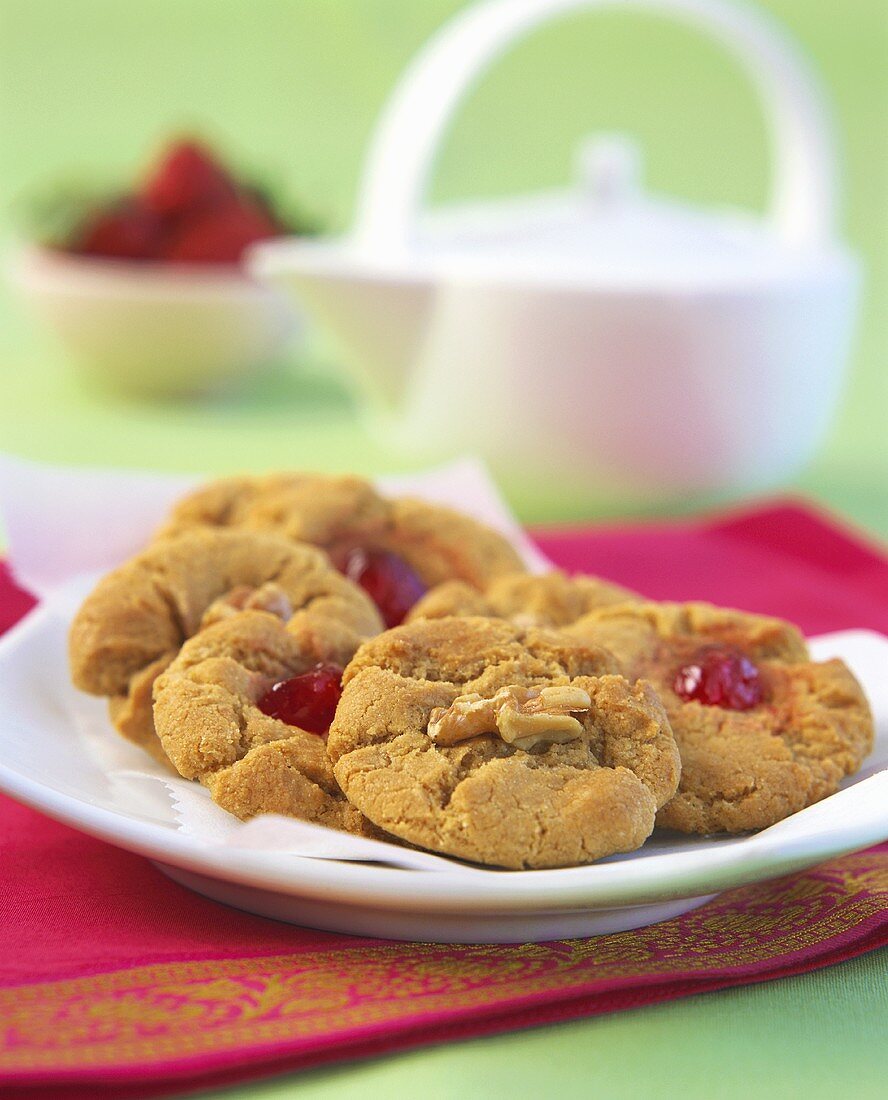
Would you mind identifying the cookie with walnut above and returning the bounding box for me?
[153,610,379,834]
[567,602,874,834]
[407,570,639,628]
[156,473,527,627]
[328,617,680,869]
[69,529,382,764]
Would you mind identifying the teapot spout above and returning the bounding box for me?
[249,239,433,409]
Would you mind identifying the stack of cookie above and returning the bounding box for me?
[68,473,874,869]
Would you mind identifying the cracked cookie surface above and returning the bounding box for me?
[407,570,639,627]
[328,617,680,869]
[156,472,526,591]
[154,610,378,834]
[69,529,381,762]
[567,602,874,833]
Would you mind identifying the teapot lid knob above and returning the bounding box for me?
[577,133,642,205]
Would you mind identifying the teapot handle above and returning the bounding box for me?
[353,0,837,254]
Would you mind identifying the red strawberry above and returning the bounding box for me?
[73,199,164,260]
[142,140,237,218]
[161,196,279,264]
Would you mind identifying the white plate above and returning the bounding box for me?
[1,584,886,944]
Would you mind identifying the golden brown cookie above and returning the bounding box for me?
[69,529,382,762]
[107,653,177,767]
[156,474,304,534]
[328,617,680,869]
[153,610,379,834]
[156,473,527,619]
[407,570,639,627]
[567,602,874,834]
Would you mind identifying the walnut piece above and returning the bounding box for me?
[201,583,294,628]
[427,684,591,751]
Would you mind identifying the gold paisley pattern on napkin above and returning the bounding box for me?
[2,847,887,1072]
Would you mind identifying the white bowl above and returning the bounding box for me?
[11,245,298,398]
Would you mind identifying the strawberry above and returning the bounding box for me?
[49,138,293,264]
[142,140,237,218]
[161,195,280,264]
[73,198,164,260]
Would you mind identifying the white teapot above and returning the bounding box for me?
[251,0,859,507]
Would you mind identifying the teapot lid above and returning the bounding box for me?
[408,135,851,289]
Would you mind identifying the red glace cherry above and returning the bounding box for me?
[673,645,763,710]
[331,547,427,628]
[257,663,343,735]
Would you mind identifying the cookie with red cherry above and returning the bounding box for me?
[566,602,874,833]
[153,610,380,834]
[156,472,527,628]
[69,529,382,765]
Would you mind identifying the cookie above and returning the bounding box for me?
[407,570,639,627]
[153,610,377,834]
[156,473,527,625]
[107,653,177,766]
[157,474,380,541]
[567,602,874,833]
[328,617,680,869]
[69,529,382,762]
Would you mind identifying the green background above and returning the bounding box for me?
[0,0,886,529]
[0,2,885,1097]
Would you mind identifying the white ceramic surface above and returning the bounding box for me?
[12,245,297,398]
[251,0,859,505]
[0,590,885,944]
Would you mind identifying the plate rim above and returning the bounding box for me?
[3,759,886,916]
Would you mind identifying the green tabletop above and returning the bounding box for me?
[0,3,886,1097]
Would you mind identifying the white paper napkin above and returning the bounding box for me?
[0,452,549,871]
